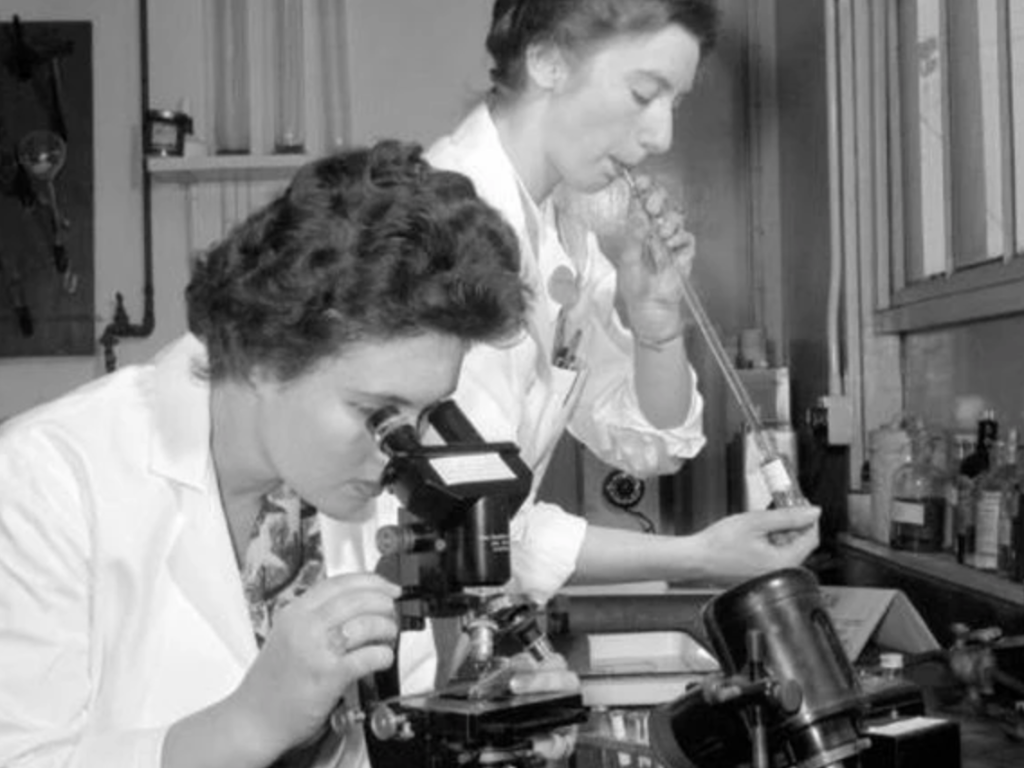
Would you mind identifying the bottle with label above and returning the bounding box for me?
[869,416,915,546]
[761,452,808,508]
[879,652,905,682]
[889,430,947,553]
[997,429,1019,577]
[973,438,1009,572]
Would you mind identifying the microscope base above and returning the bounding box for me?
[368,690,587,768]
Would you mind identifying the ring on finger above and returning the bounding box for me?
[327,623,351,657]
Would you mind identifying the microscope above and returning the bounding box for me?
[648,568,873,768]
[358,400,587,768]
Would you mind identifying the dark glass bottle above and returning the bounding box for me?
[961,410,998,479]
[958,411,998,565]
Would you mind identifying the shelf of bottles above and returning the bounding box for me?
[846,410,1024,607]
[147,0,350,184]
[837,533,1024,608]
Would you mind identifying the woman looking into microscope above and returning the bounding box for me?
[0,141,531,768]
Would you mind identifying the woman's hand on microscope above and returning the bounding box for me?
[226,572,401,760]
[693,506,821,584]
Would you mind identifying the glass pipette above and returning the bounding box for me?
[619,167,807,507]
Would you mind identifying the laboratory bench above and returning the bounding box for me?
[558,536,1024,768]
[826,533,1024,644]
[954,710,1024,768]
[827,533,1024,767]
[572,706,1023,768]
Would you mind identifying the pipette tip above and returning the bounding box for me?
[615,162,639,194]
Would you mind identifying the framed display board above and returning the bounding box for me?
[0,17,95,356]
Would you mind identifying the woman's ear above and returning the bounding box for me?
[525,42,569,91]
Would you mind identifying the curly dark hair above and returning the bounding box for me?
[186,140,529,382]
[486,0,720,96]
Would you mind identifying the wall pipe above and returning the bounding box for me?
[98,0,154,372]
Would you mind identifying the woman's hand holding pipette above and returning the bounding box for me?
[612,172,695,348]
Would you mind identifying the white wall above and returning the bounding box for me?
[0,0,150,420]
[345,0,491,145]
[0,0,496,421]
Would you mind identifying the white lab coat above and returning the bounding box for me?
[420,103,707,599]
[0,335,431,768]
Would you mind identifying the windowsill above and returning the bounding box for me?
[875,257,1024,334]
[836,533,1024,608]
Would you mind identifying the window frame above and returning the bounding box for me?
[875,0,1024,335]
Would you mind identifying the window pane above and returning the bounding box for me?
[1012,0,1024,254]
[948,0,1006,265]
[900,0,949,281]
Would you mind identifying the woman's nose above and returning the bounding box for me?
[639,102,674,155]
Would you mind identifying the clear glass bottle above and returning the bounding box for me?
[889,430,947,552]
[761,452,808,508]
[879,652,905,682]
[870,417,915,546]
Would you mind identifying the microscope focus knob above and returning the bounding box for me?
[773,679,804,714]
[376,524,443,556]
[370,704,412,741]
[330,704,366,736]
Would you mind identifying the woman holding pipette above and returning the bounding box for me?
[417,0,821,602]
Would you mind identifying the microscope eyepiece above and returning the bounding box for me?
[368,405,422,457]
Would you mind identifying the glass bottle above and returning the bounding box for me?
[961,410,999,479]
[889,430,947,552]
[1014,445,1024,582]
[997,429,1019,577]
[958,412,997,566]
[949,435,975,563]
[761,452,808,508]
[879,652,905,683]
[211,0,251,154]
[273,0,306,153]
[973,438,1009,572]
[869,417,915,546]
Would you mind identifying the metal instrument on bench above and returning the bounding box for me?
[356,400,587,768]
